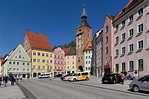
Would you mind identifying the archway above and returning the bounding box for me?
[78,65,83,72]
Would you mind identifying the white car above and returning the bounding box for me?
[129,75,149,92]
[38,73,51,79]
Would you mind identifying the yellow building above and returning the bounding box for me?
[24,30,54,77]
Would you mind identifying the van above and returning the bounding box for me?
[38,73,51,79]
[68,72,90,81]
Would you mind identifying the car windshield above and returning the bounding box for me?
[138,75,148,81]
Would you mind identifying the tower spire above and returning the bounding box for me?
[81,4,87,19]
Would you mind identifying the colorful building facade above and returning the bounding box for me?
[2,44,31,78]
[24,30,54,77]
[113,0,149,77]
[53,47,65,76]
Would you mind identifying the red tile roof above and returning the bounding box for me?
[114,0,142,22]
[26,30,53,51]
[84,41,92,51]
[63,48,71,55]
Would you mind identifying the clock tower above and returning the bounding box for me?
[76,5,92,72]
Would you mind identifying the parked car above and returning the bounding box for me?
[54,74,62,77]
[129,75,149,92]
[101,73,121,84]
[60,73,74,81]
[68,72,90,82]
[38,73,51,79]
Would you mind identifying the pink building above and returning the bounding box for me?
[102,15,115,73]
[113,0,149,77]
[53,47,65,76]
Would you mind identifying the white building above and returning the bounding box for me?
[2,44,31,78]
[84,41,92,73]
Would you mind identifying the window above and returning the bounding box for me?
[105,26,108,33]
[116,36,119,44]
[33,59,36,62]
[129,61,134,72]
[115,24,119,31]
[138,40,143,49]
[13,62,15,64]
[72,66,74,69]
[19,55,21,58]
[86,67,88,70]
[138,23,143,33]
[42,59,45,63]
[105,47,108,54]
[46,53,48,57]
[50,54,52,57]
[72,62,74,64]
[122,62,126,72]
[46,60,49,63]
[122,47,125,54]
[122,33,125,40]
[38,66,40,69]
[122,20,125,26]
[37,52,40,56]
[50,60,52,63]
[115,64,119,72]
[42,53,45,56]
[67,56,69,59]
[138,59,143,71]
[129,28,134,37]
[138,7,143,16]
[23,62,25,65]
[129,44,133,52]
[105,36,108,43]
[129,14,133,22]
[17,62,19,65]
[33,52,36,55]
[115,49,119,56]
[37,59,40,63]
[27,63,29,65]
[9,62,12,64]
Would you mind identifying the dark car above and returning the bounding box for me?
[54,74,63,77]
[102,73,121,84]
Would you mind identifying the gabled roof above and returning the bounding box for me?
[63,48,71,55]
[84,41,92,51]
[63,47,76,56]
[26,30,53,51]
[114,0,143,22]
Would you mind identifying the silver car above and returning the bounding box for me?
[129,75,149,92]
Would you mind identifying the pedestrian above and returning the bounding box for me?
[10,74,15,85]
[120,72,125,85]
[3,75,8,87]
[49,74,52,81]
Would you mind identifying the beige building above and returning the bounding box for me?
[76,6,92,72]
[24,30,54,77]
[64,47,76,74]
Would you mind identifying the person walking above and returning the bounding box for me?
[10,74,15,85]
[3,75,8,87]
[120,72,125,85]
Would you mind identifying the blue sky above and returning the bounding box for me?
[0,0,129,57]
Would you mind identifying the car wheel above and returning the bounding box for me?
[86,77,89,81]
[133,85,140,92]
[73,78,76,82]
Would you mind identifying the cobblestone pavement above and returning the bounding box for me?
[0,81,25,99]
